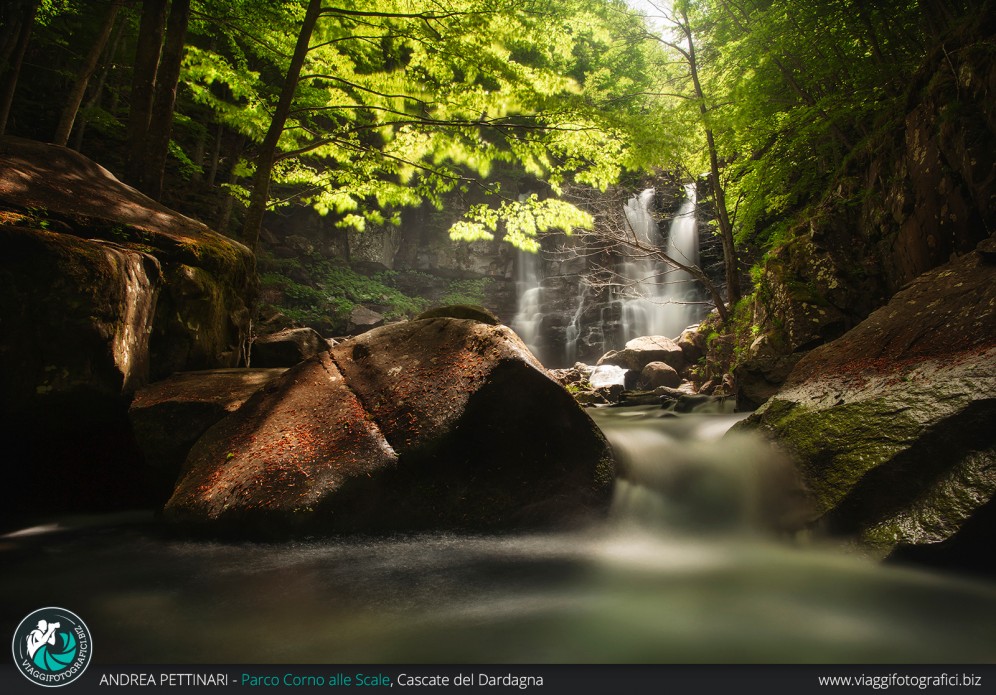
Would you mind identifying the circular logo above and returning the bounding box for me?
[11,608,92,687]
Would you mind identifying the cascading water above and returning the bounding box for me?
[620,184,703,342]
[510,183,710,366]
[3,408,995,663]
[510,248,544,356]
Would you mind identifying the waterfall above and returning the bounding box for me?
[510,249,544,357]
[620,184,702,341]
[510,182,708,366]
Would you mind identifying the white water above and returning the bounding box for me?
[620,184,702,341]
[510,248,544,358]
[3,409,995,663]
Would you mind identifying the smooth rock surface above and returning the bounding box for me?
[165,318,614,535]
[598,335,685,372]
[129,368,287,501]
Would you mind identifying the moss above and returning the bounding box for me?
[258,258,431,334]
[759,397,922,514]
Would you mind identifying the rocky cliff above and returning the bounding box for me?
[739,238,996,572]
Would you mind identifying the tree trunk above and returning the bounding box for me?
[142,0,191,199]
[241,0,323,250]
[681,8,741,306]
[217,133,246,234]
[54,1,122,146]
[206,122,223,186]
[71,14,126,151]
[0,0,40,135]
[125,0,168,185]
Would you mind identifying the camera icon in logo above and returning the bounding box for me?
[12,608,92,687]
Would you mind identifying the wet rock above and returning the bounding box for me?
[165,318,614,535]
[251,327,326,367]
[129,368,287,502]
[641,361,680,389]
[598,335,685,372]
[347,305,385,334]
[738,249,996,568]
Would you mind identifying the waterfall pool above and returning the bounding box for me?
[2,408,994,663]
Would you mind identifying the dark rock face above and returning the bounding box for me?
[738,244,996,562]
[734,354,804,412]
[251,327,326,367]
[0,137,255,521]
[743,23,996,387]
[129,369,287,502]
[165,318,615,535]
[0,227,160,409]
[0,137,256,379]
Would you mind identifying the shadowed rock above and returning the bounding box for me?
[251,327,326,367]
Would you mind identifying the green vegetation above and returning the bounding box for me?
[2,0,985,348]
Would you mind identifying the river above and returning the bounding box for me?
[2,407,994,663]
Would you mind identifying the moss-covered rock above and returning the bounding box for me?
[0,136,256,380]
[738,244,996,567]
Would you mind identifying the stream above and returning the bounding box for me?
[2,407,995,663]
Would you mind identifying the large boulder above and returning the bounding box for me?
[0,136,255,380]
[164,318,615,535]
[640,361,681,389]
[0,137,255,521]
[738,242,996,570]
[129,368,287,502]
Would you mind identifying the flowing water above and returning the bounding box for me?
[2,408,995,663]
[620,185,705,341]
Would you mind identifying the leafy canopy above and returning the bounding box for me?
[182,0,670,249]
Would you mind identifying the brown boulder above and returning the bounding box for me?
[640,361,681,389]
[129,368,287,502]
[165,318,614,535]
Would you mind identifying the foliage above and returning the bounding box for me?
[259,254,429,333]
[437,278,493,307]
[174,0,669,248]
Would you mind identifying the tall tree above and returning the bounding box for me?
[240,0,323,249]
[0,0,40,135]
[142,0,191,198]
[53,0,123,147]
[125,0,168,184]
[639,0,741,305]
